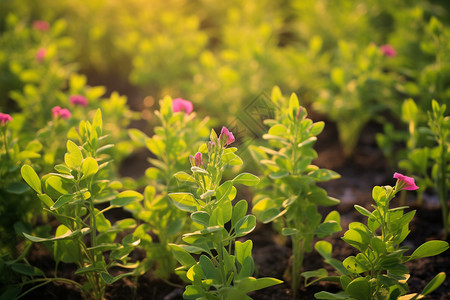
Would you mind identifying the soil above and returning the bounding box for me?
[16,115,450,300]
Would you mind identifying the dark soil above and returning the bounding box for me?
[17,117,450,300]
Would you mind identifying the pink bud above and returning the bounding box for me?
[219,126,235,145]
[172,98,193,115]
[194,152,203,167]
[36,48,46,63]
[393,172,418,191]
[0,113,12,125]
[32,20,50,31]
[380,44,396,57]
[70,95,88,107]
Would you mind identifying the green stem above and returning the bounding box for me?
[437,142,448,239]
[17,277,84,299]
[2,130,10,159]
[291,235,304,299]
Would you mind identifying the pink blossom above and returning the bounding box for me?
[0,113,12,125]
[380,44,396,57]
[220,126,235,145]
[393,172,419,191]
[36,48,46,63]
[172,98,193,115]
[70,95,88,107]
[52,106,71,120]
[32,20,50,31]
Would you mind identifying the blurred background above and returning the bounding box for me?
[0,0,449,154]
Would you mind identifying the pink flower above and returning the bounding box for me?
[172,98,193,115]
[220,126,235,145]
[380,44,396,57]
[32,20,50,32]
[36,48,46,63]
[52,106,71,120]
[69,95,88,107]
[393,172,419,191]
[0,113,12,125]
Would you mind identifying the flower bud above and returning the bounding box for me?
[194,152,203,167]
[219,126,235,146]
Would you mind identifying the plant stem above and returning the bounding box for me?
[291,235,304,299]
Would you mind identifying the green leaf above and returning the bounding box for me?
[310,121,325,136]
[92,109,103,137]
[74,264,104,275]
[232,173,260,186]
[314,291,349,299]
[354,205,374,218]
[191,211,210,227]
[236,277,283,293]
[235,215,256,237]
[51,194,75,210]
[281,228,298,236]
[315,221,341,238]
[100,271,133,284]
[288,93,300,119]
[216,181,233,204]
[315,241,332,259]
[81,157,98,179]
[421,272,446,296]
[64,140,83,169]
[44,176,71,197]
[235,240,253,268]
[23,229,85,242]
[6,182,30,194]
[199,255,219,281]
[174,171,196,183]
[169,192,198,212]
[343,256,367,274]
[408,241,449,261]
[128,128,148,145]
[11,263,44,277]
[169,244,196,267]
[38,194,54,208]
[232,200,248,228]
[268,124,288,137]
[346,277,370,300]
[21,165,41,194]
[309,169,340,182]
[111,191,143,207]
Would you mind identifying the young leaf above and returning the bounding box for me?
[64,140,83,169]
[21,165,41,194]
[81,157,98,179]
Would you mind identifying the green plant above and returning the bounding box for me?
[126,96,210,278]
[19,110,143,300]
[249,87,341,297]
[168,127,282,299]
[303,173,449,300]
